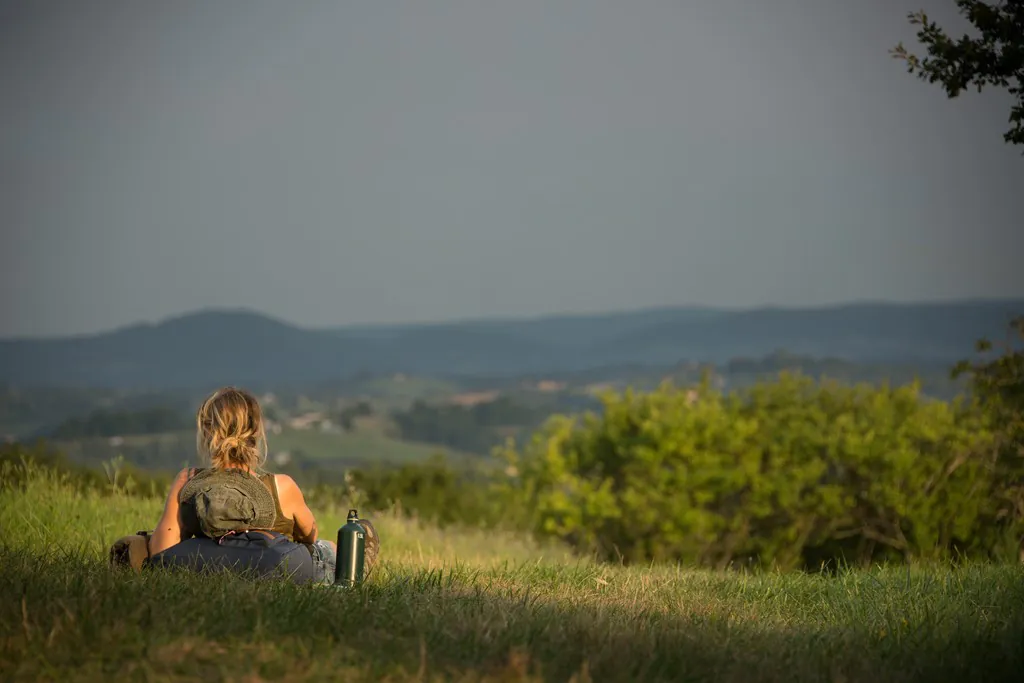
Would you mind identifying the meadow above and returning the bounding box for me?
[1,459,1022,683]
[268,426,464,466]
[51,425,461,475]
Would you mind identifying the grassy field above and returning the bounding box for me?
[51,426,466,474]
[2,460,1023,682]
[343,374,466,409]
[268,426,465,465]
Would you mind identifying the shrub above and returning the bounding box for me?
[496,373,1012,569]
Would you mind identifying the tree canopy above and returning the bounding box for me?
[892,1,1024,146]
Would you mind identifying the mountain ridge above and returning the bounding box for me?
[7,297,1021,343]
[1,298,1020,389]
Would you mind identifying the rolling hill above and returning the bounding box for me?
[0,299,1020,389]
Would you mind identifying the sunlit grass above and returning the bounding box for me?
[269,426,465,465]
[1,460,1022,682]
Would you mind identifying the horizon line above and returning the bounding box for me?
[3,295,1022,343]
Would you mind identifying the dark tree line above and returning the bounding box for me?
[50,407,192,439]
[391,396,552,454]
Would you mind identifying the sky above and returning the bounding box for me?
[1,0,1022,338]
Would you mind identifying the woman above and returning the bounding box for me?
[148,386,337,583]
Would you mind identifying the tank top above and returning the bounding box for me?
[258,471,297,540]
[179,467,296,541]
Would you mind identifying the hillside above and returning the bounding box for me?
[2,459,1023,682]
[0,299,1020,389]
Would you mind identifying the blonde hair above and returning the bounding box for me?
[195,386,267,471]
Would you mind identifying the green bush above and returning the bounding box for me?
[953,315,1024,549]
[49,406,192,439]
[496,372,1013,570]
[391,396,551,454]
[305,454,516,529]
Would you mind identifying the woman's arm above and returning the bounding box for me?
[148,468,189,555]
[275,474,319,544]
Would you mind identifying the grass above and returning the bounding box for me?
[2,461,1024,682]
[269,427,466,466]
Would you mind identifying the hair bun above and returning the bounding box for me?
[196,386,267,471]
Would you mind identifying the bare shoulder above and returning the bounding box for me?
[273,473,304,500]
[272,473,311,520]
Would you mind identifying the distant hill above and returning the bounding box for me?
[0,300,1020,389]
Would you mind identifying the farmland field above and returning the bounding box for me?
[268,426,464,465]
[2,459,1023,682]
[49,425,465,474]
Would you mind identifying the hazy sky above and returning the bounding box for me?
[1,0,1022,338]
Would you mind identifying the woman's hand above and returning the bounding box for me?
[148,468,189,555]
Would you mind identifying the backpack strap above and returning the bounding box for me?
[266,472,281,503]
[177,467,198,505]
[215,528,280,545]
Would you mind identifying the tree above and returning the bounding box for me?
[893,5,1024,556]
[952,317,1024,551]
[891,1,1024,146]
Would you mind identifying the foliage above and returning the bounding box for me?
[286,454,528,531]
[46,429,199,472]
[343,454,510,528]
[496,373,1012,569]
[0,386,193,439]
[890,4,1024,556]
[892,1,1024,146]
[391,396,552,454]
[952,315,1024,540]
[49,406,192,439]
[725,352,964,400]
[337,399,374,430]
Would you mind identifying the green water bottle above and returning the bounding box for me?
[334,509,365,587]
